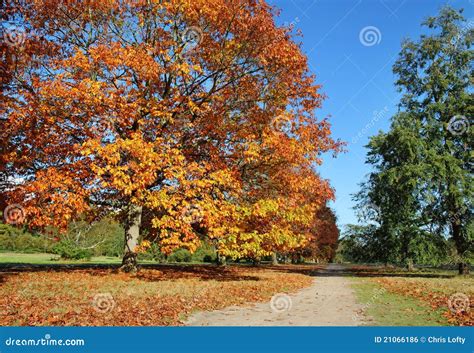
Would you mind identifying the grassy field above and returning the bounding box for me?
[352,278,448,326]
[350,266,473,326]
[0,252,209,265]
[0,252,123,264]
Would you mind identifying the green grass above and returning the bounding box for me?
[351,277,448,326]
[0,252,209,265]
[0,252,122,264]
[349,264,462,277]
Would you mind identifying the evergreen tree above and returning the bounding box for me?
[357,7,473,273]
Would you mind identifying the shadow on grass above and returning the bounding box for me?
[0,262,461,280]
[0,262,262,282]
[268,264,458,279]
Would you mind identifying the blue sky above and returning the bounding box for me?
[268,0,473,230]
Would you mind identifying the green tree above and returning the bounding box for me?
[357,7,473,273]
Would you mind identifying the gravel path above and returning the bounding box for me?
[186,264,369,326]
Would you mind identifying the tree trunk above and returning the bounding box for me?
[458,262,470,275]
[121,204,142,273]
[451,219,469,275]
[271,252,278,266]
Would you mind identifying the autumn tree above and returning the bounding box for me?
[355,7,473,273]
[1,0,340,271]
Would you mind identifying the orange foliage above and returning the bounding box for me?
[1,0,341,258]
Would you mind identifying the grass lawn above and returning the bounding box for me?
[0,252,212,265]
[351,271,473,326]
[352,278,448,326]
[0,252,123,264]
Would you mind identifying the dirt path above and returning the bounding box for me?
[186,264,369,326]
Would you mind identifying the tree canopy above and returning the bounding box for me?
[351,7,473,272]
[1,0,341,269]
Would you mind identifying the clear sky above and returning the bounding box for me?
[267,0,473,230]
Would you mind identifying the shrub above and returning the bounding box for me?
[52,240,93,260]
[66,218,124,257]
[167,249,192,263]
[0,223,54,253]
[137,243,165,262]
[0,233,15,250]
[192,243,217,263]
